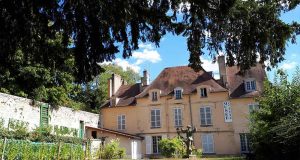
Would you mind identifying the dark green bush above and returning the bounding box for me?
[95,139,126,159]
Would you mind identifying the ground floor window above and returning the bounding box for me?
[152,136,162,154]
[202,134,214,153]
[240,133,251,153]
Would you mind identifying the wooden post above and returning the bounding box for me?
[57,141,61,160]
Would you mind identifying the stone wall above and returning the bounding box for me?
[0,93,99,135]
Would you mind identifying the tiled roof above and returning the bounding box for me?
[85,126,143,140]
[101,83,146,108]
[226,64,266,98]
[136,66,227,98]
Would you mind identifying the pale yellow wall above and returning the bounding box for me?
[101,89,257,155]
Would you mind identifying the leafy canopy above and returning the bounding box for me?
[1,0,299,83]
[250,67,300,160]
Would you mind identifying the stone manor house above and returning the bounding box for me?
[0,55,266,159]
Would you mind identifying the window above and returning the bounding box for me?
[173,108,182,127]
[91,131,97,139]
[152,136,162,154]
[152,91,158,101]
[40,104,49,127]
[200,88,207,97]
[200,107,212,126]
[249,103,259,113]
[223,101,232,122]
[151,109,161,128]
[202,134,214,153]
[118,115,126,130]
[174,88,183,99]
[245,80,256,92]
[240,133,251,153]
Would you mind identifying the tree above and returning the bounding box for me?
[1,0,299,83]
[75,64,140,112]
[250,67,300,160]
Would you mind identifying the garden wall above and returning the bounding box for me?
[0,93,100,134]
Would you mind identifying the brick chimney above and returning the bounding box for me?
[217,55,227,86]
[141,70,149,86]
[108,73,123,97]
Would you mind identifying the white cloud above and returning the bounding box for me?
[100,43,162,73]
[201,57,220,79]
[280,61,297,70]
[132,49,162,64]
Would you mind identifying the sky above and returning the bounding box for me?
[106,6,300,82]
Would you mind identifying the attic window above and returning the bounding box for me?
[174,87,183,99]
[200,88,207,97]
[245,79,256,92]
[152,91,158,101]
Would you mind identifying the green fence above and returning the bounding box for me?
[0,138,87,160]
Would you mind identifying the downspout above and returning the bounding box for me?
[188,95,193,127]
[165,96,172,137]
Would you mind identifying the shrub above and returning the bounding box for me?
[95,139,126,159]
[193,148,202,158]
[158,136,186,158]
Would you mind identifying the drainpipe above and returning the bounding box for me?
[188,95,193,127]
[165,96,172,137]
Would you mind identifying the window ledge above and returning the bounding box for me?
[200,124,213,127]
[151,127,161,129]
[200,96,208,98]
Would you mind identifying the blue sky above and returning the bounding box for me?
[108,6,300,82]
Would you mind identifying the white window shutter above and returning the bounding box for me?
[145,135,152,154]
[223,101,232,122]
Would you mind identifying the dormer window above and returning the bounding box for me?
[174,87,183,99]
[245,79,256,92]
[152,91,158,101]
[200,88,207,97]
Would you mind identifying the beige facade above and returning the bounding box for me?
[101,91,256,156]
[97,58,265,158]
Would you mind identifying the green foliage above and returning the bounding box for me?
[1,0,298,83]
[193,149,203,158]
[158,136,186,158]
[95,139,126,159]
[250,67,300,160]
[0,139,85,160]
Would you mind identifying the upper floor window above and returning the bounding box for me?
[173,108,182,127]
[223,101,232,122]
[151,109,161,128]
[200,107,212,126]
[200,88,207,97]
[151,91,158,101]
[245,79,256,92]
[174,87,183,99]
[117,115,125,130]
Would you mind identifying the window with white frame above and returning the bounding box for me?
[202,134,214,153]
[174,87,183,99]
[151,91,158,101]
[151,109,161,128]
[240,133,251,153]
[152,136,162,154]
[245,79,256,92]
[173,108,182,127]
[249,103,259,113]
[200,107,212,126]
[117,115,125,130]
[223,101,232,122]
[200,88,208,97]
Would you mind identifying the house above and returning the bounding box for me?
[87,55,266,158]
